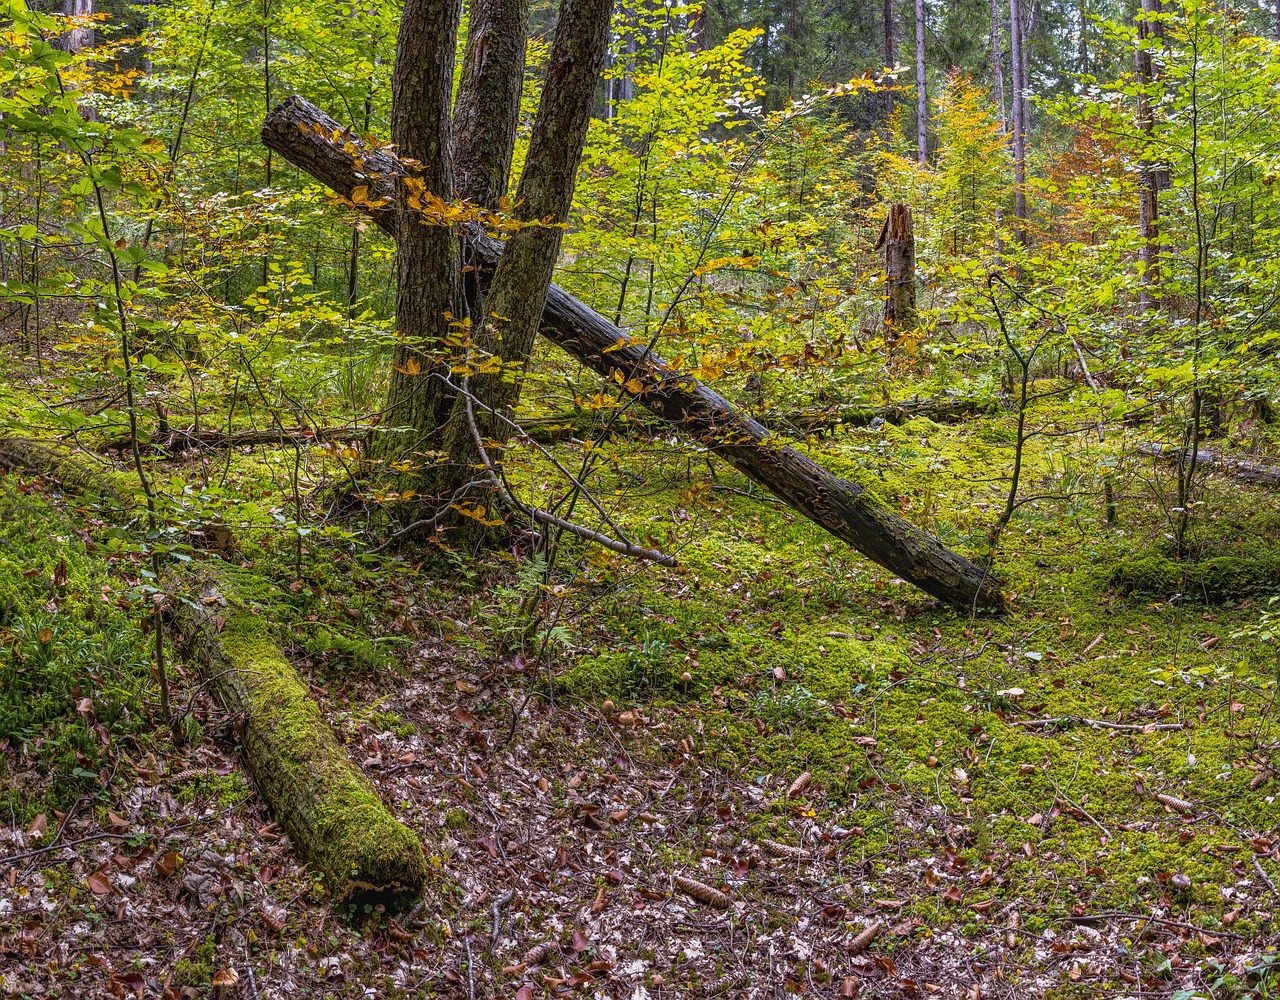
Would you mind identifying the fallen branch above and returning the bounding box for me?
[262,96,1003,610]
[101,424,364,456]
[1013,716,1185,732]
[1137,443,1280,488]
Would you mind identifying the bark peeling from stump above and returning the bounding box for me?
[179,585,430,911]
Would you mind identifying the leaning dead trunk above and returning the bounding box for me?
[877,202,917,339]
[174,574,429,910]
[262,96,1004,610]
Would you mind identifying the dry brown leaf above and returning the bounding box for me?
[848,920,882,955]
[25,813,46,840]
[85,870,112,895]
[155,850,181,879]
[786,771,812,799]
[673,874,730,909]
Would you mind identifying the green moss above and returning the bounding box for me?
[173,935,216,986]
[1107,553,1280,601]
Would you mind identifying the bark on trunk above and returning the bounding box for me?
[375,0,465,464]
[174,575,428,910]
[878,203,917,338]
[884,0,896,120]
[1009,0,1027,237]
[1135,0,1161,313]
[453,0,529,209]
[914,0,927,163]
[261,97,1005,610]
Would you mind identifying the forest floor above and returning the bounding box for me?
[2,403,1280,999]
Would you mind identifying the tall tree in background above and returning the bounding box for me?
[915,0,927,161]
[1135,0,1162,312]
[1009,0,1027,235]
[990,0,1004,130]
[885,0,896,119]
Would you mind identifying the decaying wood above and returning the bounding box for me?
[175,574,429,910]
[261,96,1004,610]
[1137,443,1280,488]
[0,437,133,516]
[878,202,917,338]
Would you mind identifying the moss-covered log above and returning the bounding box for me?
[0,437,135,516]
[174,578,429,910]
[1107,553,1280,602]
[1137,443,1280,488]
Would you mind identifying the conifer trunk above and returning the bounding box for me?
[915,0,927,162]
[1136,0,1162,313]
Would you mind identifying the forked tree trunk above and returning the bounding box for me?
[441,0,611,468]
[878,203,917,338]
[262,97,1004,609]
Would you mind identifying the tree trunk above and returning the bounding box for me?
[439,0,611,535]
[261,97,1005,610]
[174,576,428,911]
[878,202,917,339]
[373,0,465,466]
[883,0,896,119]
[914,0,927,162]
[453,0,529,210]
[1009,0,1027,237]
[1135,0,1161,313]
[990,0,1004,131]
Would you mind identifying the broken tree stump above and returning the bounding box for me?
[876,202,917,340]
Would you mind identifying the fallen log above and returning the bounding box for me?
[101,424,364,457]
[1137,443,1280,488]
[0,437,135,517]
[173,573,430,910]
[263,96,1003,610]
[1,439,431,909]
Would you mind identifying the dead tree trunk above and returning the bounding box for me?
[261,97,1004,609]
[877,202,917,340]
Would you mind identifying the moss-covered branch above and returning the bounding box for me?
[174,576,429,911]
